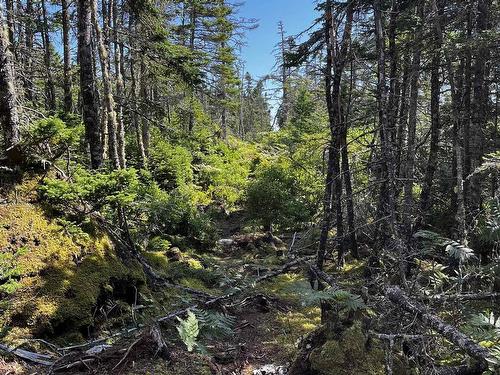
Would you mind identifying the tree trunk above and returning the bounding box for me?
[129,15,147,168]
[41,0,56,111]
[469,0,490,214]
[91,0,119,169]
[318,0,353,269]
[5,0,14,45]
[278,21,289,128]
[341,123,358,259]
[62,0,73,114]
[0,2,20,161]
[395,55,409,182]
[374,0,397,237]
[77,0,103,169]
[140,56,150,157]
[419,0,443,225]
[113,0,126,168]
[402,3,423,238]
[23,0,34,102]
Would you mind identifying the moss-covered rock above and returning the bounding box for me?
[309,323,385,375]
[0,204,146,344]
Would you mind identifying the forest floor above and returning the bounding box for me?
[0,199,342,374]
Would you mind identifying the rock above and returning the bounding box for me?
[217,238,235,247]
[85,344,112,355]
[253,364,287,375]
[166,247,182,262]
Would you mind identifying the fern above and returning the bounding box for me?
[176,310,199,352]
[193,309,236,339]
[287,281,365,312]
[415,230,475,263]
[445,242,475,263]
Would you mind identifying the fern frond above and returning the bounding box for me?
[176,310,199,352]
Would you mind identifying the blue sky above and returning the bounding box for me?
[238,0,319,115]
[239,0,319,78]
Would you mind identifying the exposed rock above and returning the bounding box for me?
[253,364,287,375]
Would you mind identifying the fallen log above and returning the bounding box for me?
[423,292,500,303]
[385,286,492,365]
[433,362,488,375]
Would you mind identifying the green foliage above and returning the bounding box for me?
[414,230,476,263]
[142,182,217,247]
[286,280,365,312]
[193,309,236,340]
[177,310,200,352]
[149,140,193,190]
[24,117,83,161]
[463,311,500,367]
[246,160,313,230]
[0,246,29,294]
[197,139,258,210]
[40,168,140,211]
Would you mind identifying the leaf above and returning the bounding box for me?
[176,310,199,352]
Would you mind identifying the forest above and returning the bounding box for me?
[0,0,499,373]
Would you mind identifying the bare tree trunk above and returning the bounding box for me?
[402,3,423,238]
[278,21,289,128]
[62,0,73,114]
[462,14,473,211]
[41,0,56,111]
[395,55,409,182]
[188,0,196,132]
[0,1,20,162]
[140,56,150,157]
[318,0,353,269]
[129,15,147,168]
[419,0,443,224]
[374,0,397,236]
[5,0,14,45]
[78,0,103,169]
[342,61,358,259]
[469,0,491,213]
[113,0,126,168]
[91,0,119,169]
[23,0,34,102]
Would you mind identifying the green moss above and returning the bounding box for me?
[0,204,146,342]
[309,323,385,375]
[143,251,170,271]
[257,273,305,303]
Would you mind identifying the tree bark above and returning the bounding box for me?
[62,0,73,114]
[0,1,20,161]
[374,0,397,237]
[23,0,34,102]
[40,0,56,111]
[129,15,147,168]
[402,3,423,238]
[469,0,491,214]
[318,0,353,268]
[385,286,491,365]
[77,0,103,169]
[419,0,443,225]
[113,0,126,168]
[91,0,119,169]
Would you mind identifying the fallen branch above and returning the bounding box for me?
[423,292,500,303]
[112,337,143,371]
[306,263,340,289]
[369,331,428,341]
[0,343,55,366]
[385,286,492,365]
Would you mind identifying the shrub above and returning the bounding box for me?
[246,161,313,231]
